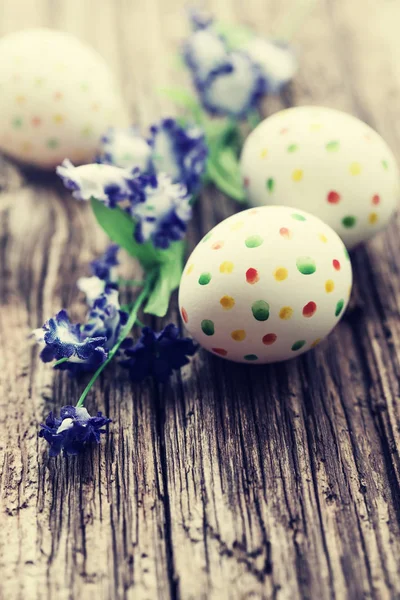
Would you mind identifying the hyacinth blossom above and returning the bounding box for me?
[77,244,119,305]
[33,286,129,373]
[56,160,137,207]
[39,406,111,457]
[182,12,297,118]
[97,126,152,171]
[57,161,192,250]
[97,118,208,195]
[122,324,197,383]
[128,172,192,249]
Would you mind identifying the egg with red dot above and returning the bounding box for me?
[179,205,352,364]
[240,106,400,249]
[0,28,129,168]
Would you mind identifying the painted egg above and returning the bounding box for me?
[179,206,352,364]
[240,106,400,249]
[0,29,129,168]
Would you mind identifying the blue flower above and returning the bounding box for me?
[56,159,136,207]
[97,127,152,171]
[242,38,297,93]
[121,324,197,382]
[82,287,128,349]
[77,245,120,305]
[39,405,111,457]
[148,118,208,193]
[196,51,264,118]
[33,288,129,372]
[128,172,192,249]
[183,28,229,82]
[33,309,107,371]
[90,244,119,281]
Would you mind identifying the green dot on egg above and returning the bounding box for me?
[202,232,212,243]
[245,235,264,248]
[266,177,275,192]
[251,300,270,321]
[291,340,306,351]
[342,216,356,228]
[198,272,212,285]
[326,140,340,152]
[287,144,298,153]
[382,160,389,170]
[296,256,316,275]
[335,299,345,317]
[201,319,215,336]
[244,354,258,361]
[291,213,306,222]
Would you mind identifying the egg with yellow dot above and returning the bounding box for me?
[179,205,353,364]
[0,28,129,168]
[240,106,399,249]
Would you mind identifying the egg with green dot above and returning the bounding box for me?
[240,106,399,249]
[0,28,129,168]
[178,205,353,364]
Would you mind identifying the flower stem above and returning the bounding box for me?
[75,269,157,408]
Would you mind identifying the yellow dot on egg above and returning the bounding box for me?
[21,141,32,153]
[35,77,44,87]
[53,114,65,124]
[292,169,303,182]
[279,306,293,320]
[231,329,246,341]
[81,126,93,137]
[319,233,328,243]
[230,221,244,231]
[260,148,268,158]
[219,261,234,274]
[274,267,288,281]
[186,264,194,275]
[325,279,335,293]
[369,212,379,225]
[56,62,67,71]
[310,123,322,131]
[220,295,235,310]
[349,162,361,175]
[15,95,25,104]
[311,338,322,348]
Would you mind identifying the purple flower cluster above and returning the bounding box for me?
[183,12,297,118]
[39,406,111,457]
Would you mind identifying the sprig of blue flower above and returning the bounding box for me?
[122,324,197,383]
[78,244,119,305]
[39,406,111,457]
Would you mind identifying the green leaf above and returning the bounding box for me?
[213,21,254,49]
[144,240,185,317]
[157,87,204,123]
[91,198,186,270]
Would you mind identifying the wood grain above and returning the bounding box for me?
[1,0,400,598]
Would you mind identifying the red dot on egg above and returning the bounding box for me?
[212,348,228,356]
[262,333,277,345]
[333,259,341,271]
[181,307,188,323]
[302,301,317,318]
[280,127,289,135]
[246,268,260,284]
[327,191,341,204]
[372,194,380,205]
[212,241,224,250]
[279,227,292,239]
[32,116,42,127]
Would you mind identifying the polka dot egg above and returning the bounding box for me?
[0,29,129,168]
[179,206,352,364]
[240,106,400,249]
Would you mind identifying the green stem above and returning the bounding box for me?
[75,270,157,408]
[118,278,144,287]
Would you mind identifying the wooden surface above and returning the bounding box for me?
[1,1,400,598]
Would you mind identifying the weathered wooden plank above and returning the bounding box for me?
[1,0,400,599]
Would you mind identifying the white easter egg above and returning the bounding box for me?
[0,29,129,168]
[240,106,400,248]
[179,206,352,364]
